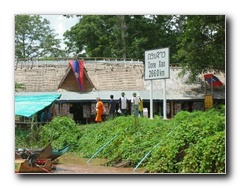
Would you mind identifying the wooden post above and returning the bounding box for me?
[171,101,174,118]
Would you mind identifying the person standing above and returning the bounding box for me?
[40,108,48,123]
[40,108,51,125]
[138,95,143,117]
[95,97,104,123]
[131,93,139,117]
[119,92,128,116]
[108,95,116,119]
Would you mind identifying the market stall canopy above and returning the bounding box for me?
[15,94,61,118]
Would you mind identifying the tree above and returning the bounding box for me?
[15,15,62,60]
[124,15,179,61]
[63,15,225,84]
[63,15,179,61]
[64,15,124,58]
[173,15,225,81]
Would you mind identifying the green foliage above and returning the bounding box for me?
[15,15,62,59]
[15,82,26,92]
[16,106,225,173]
[64,15,119,58]
[178,131,225,173]
[64,15,225,79]
[64,15,178,61]
[39,116,80,150]
[145,108,225,173]
[15,128,31,148]
[173,15,225,81]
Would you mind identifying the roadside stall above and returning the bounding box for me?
[15,93,61,128]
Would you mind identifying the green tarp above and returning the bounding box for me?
[15,94,61,118]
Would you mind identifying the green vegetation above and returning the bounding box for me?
[15,105,225,173]
[64,15,225,80]
[15,15,225,82]
[15,82,26,92]
[15,15,64,59]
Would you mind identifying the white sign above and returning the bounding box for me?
[144,47,170,80]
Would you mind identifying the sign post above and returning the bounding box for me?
[150,80,153,119]
[145,47,170,119]
[204,94,213,109]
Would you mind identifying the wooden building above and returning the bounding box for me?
[15,59,225,124]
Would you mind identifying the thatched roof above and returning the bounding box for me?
[15,60,225,100]
[83,60,145,91]
[83,61,225,96]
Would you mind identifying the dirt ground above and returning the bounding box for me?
[51,154,145,174]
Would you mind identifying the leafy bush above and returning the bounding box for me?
[16,105,225,173]
[39,116,80,150]
[145,108,225,173]
[15,128,31,148]
[178,131,225,173]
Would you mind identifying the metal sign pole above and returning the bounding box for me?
[163,79,167,119]
[150,80,153,119]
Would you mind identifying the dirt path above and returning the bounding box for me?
[51,154,145,174]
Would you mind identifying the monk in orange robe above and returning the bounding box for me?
[95,97,104,123]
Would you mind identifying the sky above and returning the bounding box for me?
[0,0,239,187]
[41,15,79,49]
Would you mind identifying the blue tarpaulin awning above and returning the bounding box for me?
[15,94,61,118]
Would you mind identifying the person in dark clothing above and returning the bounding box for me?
[108,95,116,119]
[40,108,51,124]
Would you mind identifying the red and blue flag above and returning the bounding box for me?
[69,59,84,91]
[204,74,223,87]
